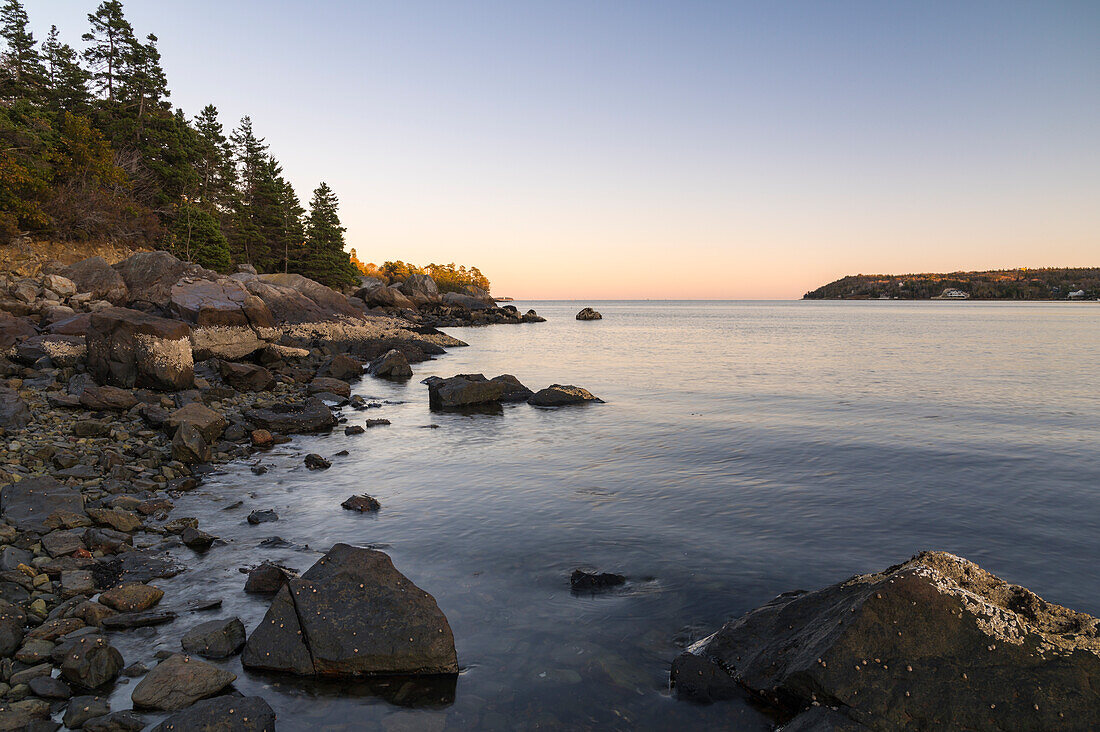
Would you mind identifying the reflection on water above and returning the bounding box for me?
[105,301,1100,730]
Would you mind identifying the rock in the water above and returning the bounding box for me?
[244,563,296,594]
[243,398,336,434]
[98,583,163,612]
[130,653,236,711]
[87,307,194,391]
[218,361,274,392]
[62,257,129,305]
[180,617,246,659]
[242,543,458,677]
[172,422,210,465]
[246,509,278,525]
[167,402,227,443]
[180,527,215,550]
[304,453,331,470]
[527,384,602,407]
[367,349,413,379]
[425,374,507,410]
[1,477,85,533]
[570,569,626,590]
[0,387,30,431]
[341,494,380,512]
[491,374,534,402]
[670,551,1100,730]
[344,425,364,435]
[79,384,137,411]
[318,353,362,381]
[150,695,275,732]
[308,376,351,398]
[63,695,111,728]
[83,710,144,732]
[576,307,602,320]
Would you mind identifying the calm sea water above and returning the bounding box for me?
[110,301,1100,730]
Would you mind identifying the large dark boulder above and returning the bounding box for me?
[242,543,458,677]
[166,402,226,443]
[170,277,275,360]
[79,384,137,411]
[440,292,492,310]
[62,256,129,305]
[367,349,412,379]
[425,374,507,410]
[1,477,85,533]
[180,617,246,659]
[528,384,602,407]
[130,653,236,711]
[240,277,333,324]
[112,251,195,309]
[243,398,336,434]
[0,600,26,656]
[87,307,194,391]
[0,387,30,430]
[58,634,124,689]
[150,695,276,732]
[670,551,1100,730]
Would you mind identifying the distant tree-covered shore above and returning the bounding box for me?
[804,268,1100,300]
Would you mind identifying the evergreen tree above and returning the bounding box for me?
[82,0,135,102]
[123,32,168,122]
[192,104,235,213]
[0,0,45,101]
[168,202,231,272]
[299,182,358,288]
[42,26,91,112]
[226,116,271,267]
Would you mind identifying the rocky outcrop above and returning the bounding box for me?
[576,307,602,320]
[367,348,412,379]
[425,374,506,410]
[171,277,275,360]
[219,360,274,392]
[441,292,493,310]
[242,543,457,677]
[355,284,416,310]
[180,617,246,659]
[397,274,442,306]
[112,250,195,309]
[670,551,1100,731]
[62,257,129,305]
[87,307,194,391]
[243,398,337,434]
[0,312,37,351]
[241,276,336,324]
[527,384,602,407]
[257,273,364,321]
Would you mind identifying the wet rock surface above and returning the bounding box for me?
[528,384,603,407]
[180,617,247,659]
[576,307,603,320]
[671,551,1100,730]
[242,543,458,677]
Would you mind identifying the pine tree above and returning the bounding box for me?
[169,202,231,272]
[42,26,91,112]
[299,182,359,288]
[82,0,135,103]
[193,104,235,213]
[123,32,168,122]
[0,0,45,101]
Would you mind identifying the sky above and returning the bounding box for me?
[31,1,1100,299]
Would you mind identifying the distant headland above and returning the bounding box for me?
[804,268,1100,301]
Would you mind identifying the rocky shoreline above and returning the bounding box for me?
[0,254,1098,730]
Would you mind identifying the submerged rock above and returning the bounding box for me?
[528,384,603,407]
[670,550,1100,730]
[304,453,331,470]
[341,494,381,512]
[242,543,457,677]
[570,569,626,591]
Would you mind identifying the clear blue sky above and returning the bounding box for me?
[31,1,1100,297]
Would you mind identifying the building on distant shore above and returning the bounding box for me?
[933,288,970,300]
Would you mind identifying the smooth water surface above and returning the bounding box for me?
[116,301,1100,730]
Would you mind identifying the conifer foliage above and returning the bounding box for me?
[0,0,360,287]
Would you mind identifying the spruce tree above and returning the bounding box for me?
[300,182,359,288]
[42,26,91,112]
[0,0,45,101]
[123,32,168,122]
[193,104,235,212]
[82,0,135,102]
[169,203,231,272]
